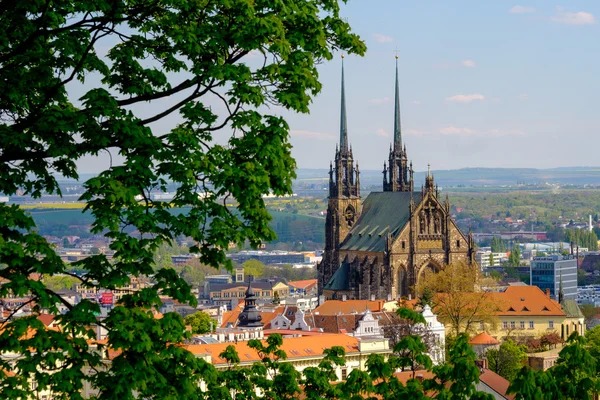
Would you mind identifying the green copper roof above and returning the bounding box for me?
[340,192,416,252]
[560,299,584,319]
[324,262,350,291]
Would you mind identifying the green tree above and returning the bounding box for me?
[490,237,506,253]
[488,252,494,267]
[243,259,266,278]
[508,245,521,267]
[0,1,365,397]
[184,311,216,335]
[417,286,434,308]
[486,339,527,382]
[424,333,494,400]
[42,275,80,291]
[578,269,588,286]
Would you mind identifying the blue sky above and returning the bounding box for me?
[286,1,600,171]
[74,2,600,174]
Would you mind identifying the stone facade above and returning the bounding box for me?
[319,59,475,300]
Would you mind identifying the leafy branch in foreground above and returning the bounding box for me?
[0,0,364,397]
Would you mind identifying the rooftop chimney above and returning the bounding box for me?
[342,294,347,302]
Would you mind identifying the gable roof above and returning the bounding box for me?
[340,192,416,252]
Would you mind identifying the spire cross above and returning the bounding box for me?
[427,163,431,176]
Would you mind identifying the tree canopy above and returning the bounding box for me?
[184,311,216,335]
[0,0,365,397]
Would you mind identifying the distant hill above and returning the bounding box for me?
[295,167,600,188]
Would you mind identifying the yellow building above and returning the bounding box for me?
[471,286,584,341]
[209,280,289,305]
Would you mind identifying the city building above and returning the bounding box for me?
[476,250,508,268]
[319,59,475,300]
[530,255,577,301]
[467,285,584,341]
[287,279,318,296]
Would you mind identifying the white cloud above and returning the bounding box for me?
[509,5,535,14]
[376,128,390,137]
[551,7,596,25]
[461,59,476,68]
[445,94,485,103]
[290,130,334,140]
[372,33,393,43]
[368,97,392,105]
[439,127,477,136]
[518,93,528,100]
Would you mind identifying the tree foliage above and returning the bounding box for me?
[417,262,499,336]
[0,0,365,397]
[243,259,266,278]
[185,311,216,335]
[486,339,527,382]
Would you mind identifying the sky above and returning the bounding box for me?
[75,1,600,174]
[285,1,600,172]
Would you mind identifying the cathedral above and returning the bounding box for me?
[318,57,476,300]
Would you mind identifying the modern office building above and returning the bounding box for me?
[530,255,577,301]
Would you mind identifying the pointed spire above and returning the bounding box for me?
[394,55,402,150]
[339,55,348,152]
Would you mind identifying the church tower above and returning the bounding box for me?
[318,57,361,295]
[383,56,413,192]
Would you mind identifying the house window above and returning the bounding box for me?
[510,321,516,329]
[341,368,348,380]
[549,321,554,329]
[529,321,534,329]
[503,321,508,330]
[520,321,525,330]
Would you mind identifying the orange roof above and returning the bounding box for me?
[288,279,318,290]
[469,332,500,345]
[37,313,55,327]
[490,286,564,316]
[313,300,384,315]
[219,306,285,329]
[185,333,359,365]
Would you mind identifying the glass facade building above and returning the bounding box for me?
[530,255,577,300]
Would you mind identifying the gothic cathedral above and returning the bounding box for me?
[318,58,476,300]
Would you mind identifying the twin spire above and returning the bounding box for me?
[337,55,403,155]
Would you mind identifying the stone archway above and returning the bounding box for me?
[416,258,443,292]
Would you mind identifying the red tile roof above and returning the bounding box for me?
[490,286,564,316]
[313,300,384,315]
[185,333,360,365]
[288,279,318,290]
[469,332,500,345]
